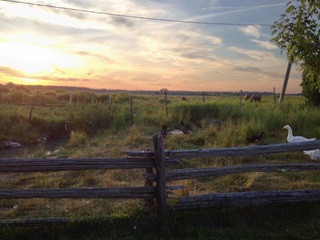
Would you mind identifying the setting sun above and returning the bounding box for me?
[0,35,80,75]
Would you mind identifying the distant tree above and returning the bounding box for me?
[271,0,320,105]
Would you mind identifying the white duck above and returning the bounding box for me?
[303,149,320,160]
[282,125,316,143]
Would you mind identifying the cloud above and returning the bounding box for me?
[228,47,276,60]
[0,66,25,77]
[180,51,217,61]
[40,3,87,20]
[250,39,277,50]
[75,51,116,63]
[110,16,135,28]
[232,66,262,73]
[0,65,93,83]
[239,25,262,38]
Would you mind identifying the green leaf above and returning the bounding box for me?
[286,5,295,14]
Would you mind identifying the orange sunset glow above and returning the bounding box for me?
[0,0,302,93]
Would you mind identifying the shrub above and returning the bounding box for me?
[170,102,220,124]
[68,130,87,147]
[68,104,130,135]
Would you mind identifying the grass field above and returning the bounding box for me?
[1,84,320,239]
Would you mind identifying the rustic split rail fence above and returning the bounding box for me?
[1,136,320,222]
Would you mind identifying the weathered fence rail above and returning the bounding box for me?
[1,137,320,221]
[127,140,320,158]
[0,187,156,199]
[175,189,320,210]
[165,163,320,181]
[0,157,153,172]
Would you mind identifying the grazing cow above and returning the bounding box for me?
[244,94,251,101]
[160,125,168,138]
[250,94,261,102]
[181,97,187,101]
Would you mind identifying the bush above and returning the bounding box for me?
[170,102,220,123]
[68,130,87,147]
[68,104,130,135]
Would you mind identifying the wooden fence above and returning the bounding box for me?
[1,136,320,221]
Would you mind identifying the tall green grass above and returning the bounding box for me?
[1,89,320,149]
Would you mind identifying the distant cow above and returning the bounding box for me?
[181,97,187,101]
[244,94,251,101]
[250,94,261,102]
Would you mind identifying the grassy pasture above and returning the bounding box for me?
[1,85,320,239]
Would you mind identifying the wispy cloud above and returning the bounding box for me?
[228,47,275,60]
[239,25,262,38]
[250,39,277,50]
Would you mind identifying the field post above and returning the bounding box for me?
[202,91,205,102]
[29,96,35,121]
[69,92,72,105]
[164,90,168,116]
[279,62,292,103]
[239,90,243,111]
[130,97,134,125]
[153,134,167,218]
[273,87,276,107]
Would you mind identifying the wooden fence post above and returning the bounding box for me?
[29,96,35,121]
[69,92,72,105]
[273,87,276,108]
[279,62,292,103]
[153,134,167,218]
[239,90,243,111]
[144,165,155,208]
[130,97,134,125]
[164,90,168,116]
[202,91,205,102]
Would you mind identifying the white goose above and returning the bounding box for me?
[303,149,320,160]
[283,125,319,160]
[282,125,316,143]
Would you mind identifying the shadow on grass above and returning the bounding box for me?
[1,202,320,240]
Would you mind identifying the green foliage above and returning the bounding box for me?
[5,90,31,104]
[97,93,111,103]
[170,102,220,124]
[271,0,320,67]
[113,93,131,103]
[56,91,70,102]
[68,104,130,136]
[271,0,320,105]
[72,91,98,104]
[35,92,61,106]
[301,68,320,106]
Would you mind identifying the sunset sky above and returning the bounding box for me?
[0,0,302,93]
